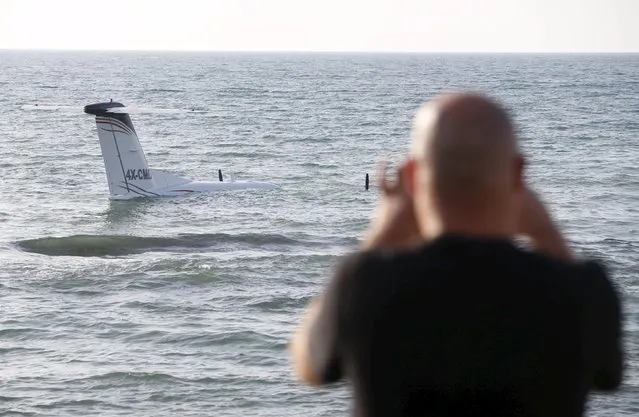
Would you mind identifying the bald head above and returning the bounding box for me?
[410,93,521,203]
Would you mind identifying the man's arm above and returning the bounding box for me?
[290,299,327,386]
[517,188,573,261]
[582,261,624,391]
[520,190,622,387]
[291,162,417,385]
[290,254,360,386]
[526,221,573,262]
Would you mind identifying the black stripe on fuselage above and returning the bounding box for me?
[98,126,129,135]
[120,181,160,197]
[117,184,147,197]
[96,117,135,137]
[101,123,130,193]
[95,112,137,135]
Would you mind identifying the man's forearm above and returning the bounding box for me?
[527,222,573,261]
[290,300,323,386]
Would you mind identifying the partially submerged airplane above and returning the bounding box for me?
[84,101,277,200]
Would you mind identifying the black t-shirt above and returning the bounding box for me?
[307,234,623,417]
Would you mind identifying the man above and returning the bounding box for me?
[289,93,623,417]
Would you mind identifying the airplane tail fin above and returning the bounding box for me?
[85,101,175,198]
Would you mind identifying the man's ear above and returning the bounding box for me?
[400,158,417,196]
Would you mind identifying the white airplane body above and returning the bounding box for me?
[84,101,277,200]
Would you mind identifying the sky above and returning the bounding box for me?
[0,0,637,52]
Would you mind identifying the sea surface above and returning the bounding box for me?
[0,51,637,416]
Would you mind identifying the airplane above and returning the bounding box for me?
[83,101,278,200]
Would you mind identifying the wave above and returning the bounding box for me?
[117,106,208,114]
[0,327,49,338]
[74,371,193,384]
[20,104,208,114]
[0,395,23,402]
[13,232,323,257]
[144,88,185,93]
[71,370,255,386]
[20,104,81,111]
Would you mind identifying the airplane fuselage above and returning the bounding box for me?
[111,180,278,200]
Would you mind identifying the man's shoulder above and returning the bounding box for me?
[340,242,430,267]
[330,244,424,285]
[515,245,610,281]
[508,245,619,302]
[332,247,392,279]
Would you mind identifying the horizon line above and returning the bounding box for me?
[1,48,638,54]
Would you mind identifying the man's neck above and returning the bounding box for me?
[419,210,516,242]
